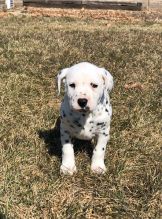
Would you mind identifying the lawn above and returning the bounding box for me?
[0,10,162,219]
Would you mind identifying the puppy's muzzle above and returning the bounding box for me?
[77,98,88,109]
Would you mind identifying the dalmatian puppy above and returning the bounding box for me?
[57,62,113,175]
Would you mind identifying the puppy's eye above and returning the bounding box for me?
[91,83,98,88]
[69,83,75,88]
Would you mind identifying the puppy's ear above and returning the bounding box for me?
[57,68,69,94]
[100,68,113,92]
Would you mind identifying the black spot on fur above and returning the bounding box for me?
[63,111,66,117]
[89,121,94,124]
[102,148,105,151]
[82,113,85,117]
[73,120,82,127]
[64,130,69,134]
[65,139,69,143]
[97,122,105,126]
[101,123,106,128]
[105,108,109,114]
[102,132,108,136]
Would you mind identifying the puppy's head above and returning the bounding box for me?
[57,62,113,112]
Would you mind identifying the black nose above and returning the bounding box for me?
[77,98,88,108]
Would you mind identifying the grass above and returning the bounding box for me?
[0,12,162,218]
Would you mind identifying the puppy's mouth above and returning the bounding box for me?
[78,106,90,112]
[71,106,90,113]
[78,109,88,112]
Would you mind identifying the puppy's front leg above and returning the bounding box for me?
[60,126,76,175]
[91,133,109,174]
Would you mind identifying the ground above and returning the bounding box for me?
[0,7,162,219]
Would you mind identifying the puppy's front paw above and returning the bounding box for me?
[60,164,77,175]
[91,162,107,174]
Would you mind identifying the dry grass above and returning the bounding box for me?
[0,11,162,219]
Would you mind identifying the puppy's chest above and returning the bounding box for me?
[62,108,110,140]
[68,116,99,140]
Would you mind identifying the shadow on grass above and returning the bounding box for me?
[38,117,62,158]
[0,212,7,219]
[38,117,93,159]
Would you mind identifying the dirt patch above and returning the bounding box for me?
[0,11,8,17]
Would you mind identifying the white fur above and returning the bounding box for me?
[57,62,113,175]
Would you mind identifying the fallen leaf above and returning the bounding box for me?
[124,82,144,90]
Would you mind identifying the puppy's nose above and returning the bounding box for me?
[77,98,88,108]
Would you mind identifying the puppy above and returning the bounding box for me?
[57,62,113,175]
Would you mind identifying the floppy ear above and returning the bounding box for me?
[57,68,69,94]
[100,68,114,92]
